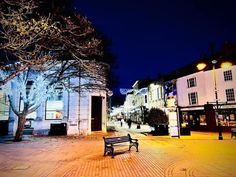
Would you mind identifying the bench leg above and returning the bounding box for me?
[129,142,139,152]
[104,148,106,156]
[111,147,114,158]
[104,146,114,157]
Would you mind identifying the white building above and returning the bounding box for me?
[176,65,236,131]
[0,77,108,136]
[147,82,164,109]
[123,80,148,122]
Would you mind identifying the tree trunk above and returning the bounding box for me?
[14,114,26,142]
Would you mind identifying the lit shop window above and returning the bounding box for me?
[200,115,207,126]
[46,89,63,120]
[223,70,233,81]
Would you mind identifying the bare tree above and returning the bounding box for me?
[0,0,104,84]
[0,69,62,141]
[0,0,111,141]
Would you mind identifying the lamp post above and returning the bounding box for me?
[211,60,223,140]
[197,60,232,140]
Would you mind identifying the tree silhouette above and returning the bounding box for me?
[0,0,112,141]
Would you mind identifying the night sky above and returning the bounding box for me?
[75,0,236,91]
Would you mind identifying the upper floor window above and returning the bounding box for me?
[224,70,233,81]
[226,88,235,102]
[157,87,163,100]
[144,95,147,103]
[187,77,196,88]
[188,92,198,105]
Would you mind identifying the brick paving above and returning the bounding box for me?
[0,124,236,177]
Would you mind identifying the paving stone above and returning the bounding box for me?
[0,123,236,177]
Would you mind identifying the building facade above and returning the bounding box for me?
[122,80,148,123]
[147,82,165,110]
[0,77,108,136]
[176,65,236,131]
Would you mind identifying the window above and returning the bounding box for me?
[149,92,152,101]
[226,88,235,101]
[224,70,233,81]
[46,88,64,120]
[144,95,147,103]
[187,77,196,88]
[157,87,164,100]
[0,91,9,121]
[188,92,198,105]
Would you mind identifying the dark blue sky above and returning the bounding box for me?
[76,0,236,89]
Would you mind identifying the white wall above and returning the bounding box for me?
[177,65,236,107]
[7,76,108,136]
[148,83,164,109]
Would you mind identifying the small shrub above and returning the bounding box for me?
[145,108,169,135]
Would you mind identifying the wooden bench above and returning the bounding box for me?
[103,134,139,158]
[231,128,236,138]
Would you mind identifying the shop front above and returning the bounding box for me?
[178,103,236,132]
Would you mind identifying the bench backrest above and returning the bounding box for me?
[103,134,131,144]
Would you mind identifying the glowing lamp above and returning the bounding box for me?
[196,63,207,71]
[221,61,232,69]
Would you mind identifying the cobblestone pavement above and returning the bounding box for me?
[0,123,236,177]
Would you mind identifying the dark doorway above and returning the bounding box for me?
[91,96,102,131]
[0,120,8,136]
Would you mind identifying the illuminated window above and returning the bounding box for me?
[187,77,196,88]
[0,90,9,121]
[45,88,63,120]
[223,70,233,81]
[226,88,235,101]
[188,92,198,105]
[157,87,163,100]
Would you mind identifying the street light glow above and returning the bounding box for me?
[196,63,207,71]
[221,61,232,69]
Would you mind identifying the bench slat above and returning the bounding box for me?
[104,136,130,144]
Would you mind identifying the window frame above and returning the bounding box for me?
[0,91,10,121]
[223,70,233,81]
[188,92,198,105]
[187,77,197,88]
[225,88,235,102]
[45,87,64,120]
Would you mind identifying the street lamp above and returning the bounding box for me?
[197,60,232,140]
